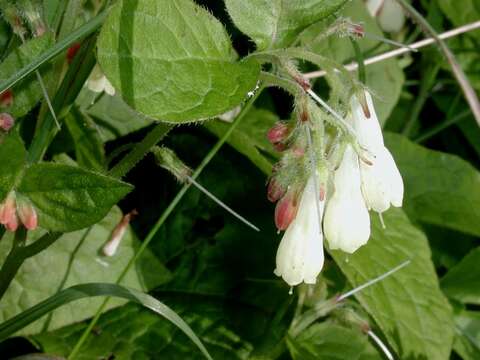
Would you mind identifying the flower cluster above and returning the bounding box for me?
[267,90,403,287]
[0,191,38,232]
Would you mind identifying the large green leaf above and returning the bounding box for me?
[330,208,454,360]
[0,33,53,118]
[17,163,132,232]
[0,284,212,360]
[385,132,480,237]
[437,0,480,39]
[287,323,382,360]
[97,0,260,123]
[0,207,170,334]
[34,301,249,360]
[205,108,278,174]
[225,0,348,50]
[441,247,480,304]
[301,0,404,123]
[0,131,26,201]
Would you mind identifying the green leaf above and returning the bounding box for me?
[96,0,260,123]
[17,163,132,232]
[0,33,53,118]
[34,301,250,360]
[225,0,348,50]
[437,0,480,39]
[64,107,106,171]
[385,132,480,236]
[301,0,404,123]
[205,108,278,174]
[0,131,26,201]
[0,283,212,360]
[454,311,480,360]
[0,207,170,334]
[287,323,382,360]
[329,208,454,360]
[441,247,480,304]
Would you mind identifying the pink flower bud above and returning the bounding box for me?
[267,122,289,145]
[0,90,13,107]
[275,191,298,231]
[267,178,286,203]
[0,113,14,131]
[18,201,38,230]
[5,213,19,232]
[67,43,81,64]
[102,210,137,256]
[0,192,16,225]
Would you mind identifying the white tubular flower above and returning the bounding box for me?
[351,90,404,213]
[324,145,371,253]
[274,175,325,286]
[86,65,115,96]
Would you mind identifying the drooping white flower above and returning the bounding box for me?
[366,0,405,33]
[274,175,325,286]
[86,65,115,96]
[324,145,371,253]
[351,90,404,213]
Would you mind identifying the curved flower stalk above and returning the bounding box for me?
[324,145,371,253]
[351,90,404,213]
[274,176,325,286]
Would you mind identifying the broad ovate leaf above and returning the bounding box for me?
[0,207,170,334]
[17,164,132,232]
[97,0,260,123]
[225,0,348,50]
[330,209,454,359]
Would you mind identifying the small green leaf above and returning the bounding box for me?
[225,0,348,50]
[0,207,170,334]
[205,108,278,174]
[0,131,26,201]
[64,107,106,171]
[454,311,480,360]
[97,0,260,123]
[287,323,382,360]
[0,283,212,360]
[330,208,454,360]
[385,132,480,236]
[441,247,480,304]
[0,33,53,118]
[17,164,132,232]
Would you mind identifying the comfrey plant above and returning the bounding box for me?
[265,64,403,287]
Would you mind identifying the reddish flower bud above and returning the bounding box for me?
[0,90,13,107]
[267,179,286,203]
[350,23,365,37]
[67,43,81,64]
[267,122,289,145]
[103,210,138,256]
[275,191,299,231]
[0,192,16,225]
[5,213,19,232]
[0,113,14,131]
[18,201,38,230]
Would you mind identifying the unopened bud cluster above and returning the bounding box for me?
[268,86,404,287]
[0,191,38,232]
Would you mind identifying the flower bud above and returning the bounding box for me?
[86,65,115,96]
[0,192,16,226]
[0,90,13,108]
[17,198,38,230]
[366,0,406,33]
[67,43,81,64]
[5,213,19,232]
[267,178,286,203]
[103,210,137,257]
[152,146,192,183]
[275,190,298,231]
[267,122,289,145]
[0,113,15,131]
